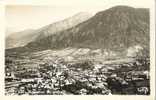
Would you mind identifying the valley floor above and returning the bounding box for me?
[5,51,150,95]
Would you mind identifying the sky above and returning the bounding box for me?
[5,0,152,36]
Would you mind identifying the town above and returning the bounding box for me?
[5,53,150,95]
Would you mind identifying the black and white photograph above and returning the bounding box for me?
[3,0,155,97]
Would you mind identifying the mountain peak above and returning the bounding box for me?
[25,6,149,55]
[35,12,93,40]
[74,12,93,16]
[110,5,135,10]
[7,6,149,58]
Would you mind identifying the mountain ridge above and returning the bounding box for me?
[6,12,93,49]
[6,6,150,58]
[26,6,149,53]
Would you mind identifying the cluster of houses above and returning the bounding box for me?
[5,57,150,95]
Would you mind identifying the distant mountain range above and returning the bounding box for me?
[6,12,93,49]
[6,6,150,58]
[6,29,36,49]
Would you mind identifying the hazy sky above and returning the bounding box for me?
[5,0,151,35]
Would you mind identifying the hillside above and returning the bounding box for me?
[25,6,149,57]
[6,12,93,49]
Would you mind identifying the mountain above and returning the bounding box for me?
[25,6,149,57]
[35,12,93,40]
[6,29,36,49]
[6,12,93,49]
